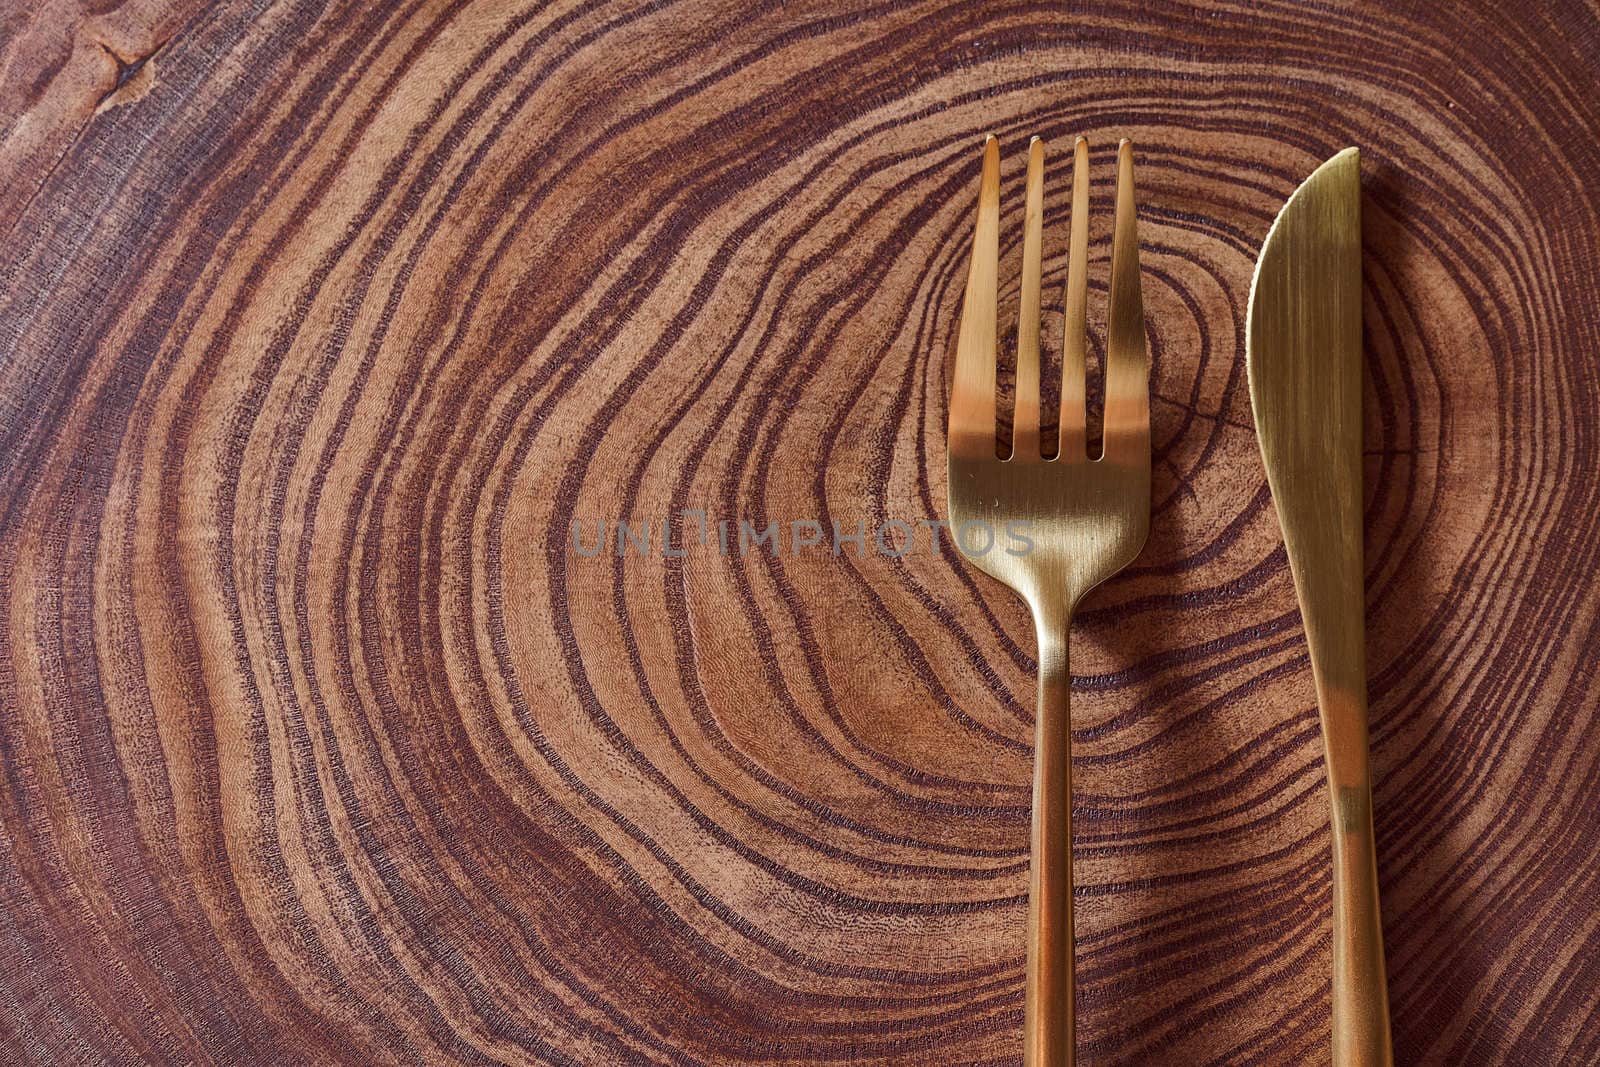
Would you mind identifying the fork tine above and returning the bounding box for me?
[1103,139,1149,462]
[949,136,1001,458]
[1012,137,1045,460]
[1059,137,1090,461]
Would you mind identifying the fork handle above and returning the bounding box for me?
[1025,623,1074,1067]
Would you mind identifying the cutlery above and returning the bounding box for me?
[947,135,1150,1067]
[1246,146,1394,1066]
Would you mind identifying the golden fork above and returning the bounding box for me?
[946,136,1151,1066]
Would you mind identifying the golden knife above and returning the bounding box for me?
[1246,147,1394,1066]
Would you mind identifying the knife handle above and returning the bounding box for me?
[1331,782,1393,1066]
[1025,622,1073,1067]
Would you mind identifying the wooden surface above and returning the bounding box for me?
[2,1,1598,1063]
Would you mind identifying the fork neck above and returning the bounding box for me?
[1028,588,1077,650]
[1029,598,1074,721]
[1033,613,1069,672]
[1031,605,1071,706]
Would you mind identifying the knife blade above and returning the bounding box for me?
[1246,147,1394,1067]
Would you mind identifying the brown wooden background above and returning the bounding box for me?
[3,1,1599,1063]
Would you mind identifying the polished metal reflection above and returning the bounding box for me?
[946,135,1151,1067]
[1246,146,1394,1066]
